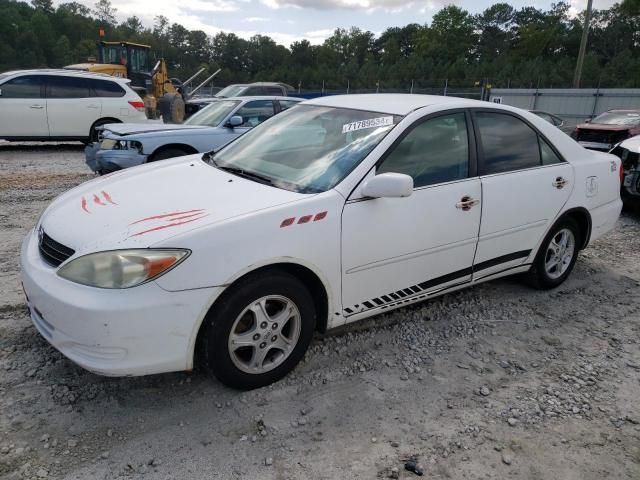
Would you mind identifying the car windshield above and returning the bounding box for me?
[208,105,402,193]
[184,100,240,127]
[592,112,640,126]
[216,85,246,98]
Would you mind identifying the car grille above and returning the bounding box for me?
[577,129,629,145]
[39,230,75,267]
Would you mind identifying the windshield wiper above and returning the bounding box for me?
[218,165,275,186]
[202,153,275,186]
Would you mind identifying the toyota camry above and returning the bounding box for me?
[21,94,622,389]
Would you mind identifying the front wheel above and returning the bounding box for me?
[199,271,316,389]
[526,217,581,290]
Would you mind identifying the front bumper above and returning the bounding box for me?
[20,229,219,376]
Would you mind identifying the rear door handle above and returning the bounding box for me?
[455,196,480,211]
[552,177,568,189]
[88,105,99,109]
[29,105,44,109]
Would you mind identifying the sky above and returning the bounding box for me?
[54,0,620,46]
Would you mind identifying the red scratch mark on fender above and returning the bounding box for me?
[166,212,207,222]
[102,191,117,205]
[81,197,90,214]
[93,194,106,206]
[130,214,208,237]
[130,209,204,225]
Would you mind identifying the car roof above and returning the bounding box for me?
[304,93,495,116]
[619,135,640,153]
[1,69,130,83]
[198,95,302,102]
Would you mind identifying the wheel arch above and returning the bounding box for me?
[562,207,592,250]
[148,143,198,161]
[89,117,121,139]
[190,260,332,370]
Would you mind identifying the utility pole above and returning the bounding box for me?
[573,0,594,88]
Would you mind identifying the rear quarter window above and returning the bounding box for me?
[90,79,125,98]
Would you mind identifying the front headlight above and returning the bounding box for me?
[58,249,190,289]
[101,139,143,153]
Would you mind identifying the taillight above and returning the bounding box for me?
[620,162,624,185]
[128,100,145,112]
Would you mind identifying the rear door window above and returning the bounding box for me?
[242,87,262,96]
[0,75,43,98]
[475,111,541,175]
[46,76,91,98]
[279,100,299,111]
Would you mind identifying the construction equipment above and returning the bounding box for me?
[66,41,195,123]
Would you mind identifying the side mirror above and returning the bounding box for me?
[361,173,413,199]
[226,115,243,128]
[584,119,591,124]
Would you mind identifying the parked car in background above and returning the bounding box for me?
[0,69,147,142]
[572,109,640,151]
[530,110,574,134]
[87,96,301,173]
[185,82,293,117]
[610,135,640,205]
[22,94,622,389]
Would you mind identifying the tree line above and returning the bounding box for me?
[0,0,639,90]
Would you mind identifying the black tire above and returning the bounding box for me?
[526,216,581,290]
[149,148,190,162]
[199,271,316,390]
[89,119,117,143]
[158,93,185,124]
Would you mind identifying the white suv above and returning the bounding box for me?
[0,69,147,143]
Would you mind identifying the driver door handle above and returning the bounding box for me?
[456,196,480,211]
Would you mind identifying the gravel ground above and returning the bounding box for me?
[1,141,639,480]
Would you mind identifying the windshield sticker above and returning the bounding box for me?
[342,116,394,134]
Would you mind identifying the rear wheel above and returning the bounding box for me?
[199,271,316,390]
[89,119,117,143]
[527,217,581,290]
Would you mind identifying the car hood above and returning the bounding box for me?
[103,123,211,136]
[40,155,306,255]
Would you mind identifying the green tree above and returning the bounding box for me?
[93,0,116,26]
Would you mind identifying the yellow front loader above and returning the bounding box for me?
[66,41,185,123]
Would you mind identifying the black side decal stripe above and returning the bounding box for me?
[418,267,473,291]
[343,249,533,316]
[473,250,531,272]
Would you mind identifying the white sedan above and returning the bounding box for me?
[20,94,622,389]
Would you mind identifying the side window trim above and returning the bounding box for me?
[374,108,478,184]
[469,108,567,177]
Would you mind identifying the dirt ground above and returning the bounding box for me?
[0,141,639,480]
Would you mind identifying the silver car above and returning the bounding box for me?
[86,96,301,174]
